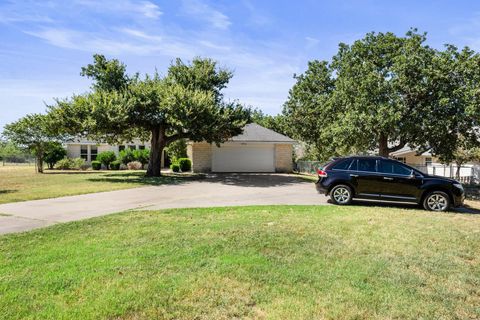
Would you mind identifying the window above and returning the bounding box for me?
[119,145,125,152]
[138,145,145,150]
[80,145,88,161]
[357,159,377,172]
[128,145,136,150]
[394,157,406,164]
[90,146,98,161]
[425,157,432,166]
[332,159,353,170]
[378,160,412,175]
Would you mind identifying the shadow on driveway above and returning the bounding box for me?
[205,173,312,188]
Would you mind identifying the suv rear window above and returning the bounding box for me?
[331,159,352,170]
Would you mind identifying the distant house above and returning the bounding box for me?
[64,124,295,173]
[65,138,171,168]
[390,146,436,167]
[188,123,295,173]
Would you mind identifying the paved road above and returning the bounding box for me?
[0,174,328,235]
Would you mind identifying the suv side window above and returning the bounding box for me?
[332,159,353,170]
[378,160,412,175]
[357,159,377,172]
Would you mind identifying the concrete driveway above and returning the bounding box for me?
[0,174,327,235]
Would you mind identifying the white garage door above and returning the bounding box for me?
[212,144,275,172]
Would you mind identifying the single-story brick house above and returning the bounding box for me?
[187,123,295,173]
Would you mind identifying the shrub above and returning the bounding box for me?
[44,142,67,169]
[127,161,142,170]
[170,163,180,172]
[120,163,128,170]
[177,158,192,172]
[96,151,116,169]
[80,163,90,171]
[110,160,121,170]
[91,160,102,170]
[119,149,135,165]
[133,149,150,166]
[166,139,187,162]
[55,157,85,170]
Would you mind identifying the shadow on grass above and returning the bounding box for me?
[0,190,17,195]
[335,199,480,215]
[87,171,206,186]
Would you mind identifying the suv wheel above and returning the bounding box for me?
[423,191,450,212]
[330,184,353,205]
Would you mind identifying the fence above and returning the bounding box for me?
[295,160,480,185]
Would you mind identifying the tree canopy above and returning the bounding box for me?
[50,55,251,176]
[284,29,480,161]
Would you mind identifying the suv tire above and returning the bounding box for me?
[330,184,353,205]
[423,191,450,212]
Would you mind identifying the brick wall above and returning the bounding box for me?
[275,144,293,173]
[188,143,212,172]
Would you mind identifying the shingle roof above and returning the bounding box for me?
[230,123,295,143]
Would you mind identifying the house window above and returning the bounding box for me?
[139,145,145,150]
[119,145,125,152]
[394,157,406,164]
[128,145,136,150]
[80,145,88,161]
[425,157,432,166]
[91,146,98,161]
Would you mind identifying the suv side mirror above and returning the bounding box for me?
[409,170,416,179]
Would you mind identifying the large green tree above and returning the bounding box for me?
[50,56,251,176]
[284,30,480,161]
[3,114,62,173]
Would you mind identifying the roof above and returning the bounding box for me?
[389,146,433,157]
[230,123,295,143]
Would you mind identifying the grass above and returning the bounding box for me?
[0,166,201,204]
[0,205,479,319]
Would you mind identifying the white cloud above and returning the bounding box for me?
[182,0,231,30]
[75,0,162,20]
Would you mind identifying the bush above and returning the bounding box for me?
[170,163,180,172]
[44,143,67,169]
[110,160,121,170]
[127,161,142,170]
[166,139,187,162]
[177,158,192,172]
[91,160,102,170]
[119,149,136,165]
[55,158,85,170]
[96,151,116,169]
[133,149,150,166]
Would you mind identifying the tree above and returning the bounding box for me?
[251,109,290,137]
[283,29,480,161]
[96,151,117,169]
[165,139,187,162]
[0,141,26,165]
[3,114,62,173]
[50,55,251,177]
[44,142,66,169]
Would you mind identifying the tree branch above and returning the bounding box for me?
[166,132,190,144]
[387,139,406,153]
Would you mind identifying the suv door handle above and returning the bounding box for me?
[383,177,394,180]
[350,174,359,177]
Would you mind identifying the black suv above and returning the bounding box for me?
[315,156,465,211]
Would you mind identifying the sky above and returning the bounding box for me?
[1,0,480,131]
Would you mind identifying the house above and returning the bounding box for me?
[65,138,171,168]
[187,123,295,173]
[389,146,437,167]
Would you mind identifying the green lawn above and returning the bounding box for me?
[0,166,200,204]
[1,205,479,319]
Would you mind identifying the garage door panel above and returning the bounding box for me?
[212,144,275,172]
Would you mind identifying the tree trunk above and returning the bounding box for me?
[36,155,44,173]
[146,126,166,177]
[455,162,462,179]
[378,134,389,157]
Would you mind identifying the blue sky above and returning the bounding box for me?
[1,0,480,130]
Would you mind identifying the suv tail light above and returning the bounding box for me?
[317,169,328,177]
